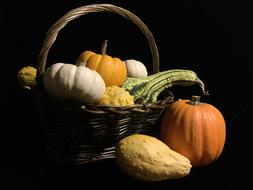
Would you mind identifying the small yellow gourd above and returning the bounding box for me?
[99,86,134,106]
[17,66,37,90]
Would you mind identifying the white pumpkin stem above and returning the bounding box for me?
[101,40,108,55]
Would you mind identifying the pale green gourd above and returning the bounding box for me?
[122,69,208,104]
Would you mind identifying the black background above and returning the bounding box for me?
[1,0,252,189]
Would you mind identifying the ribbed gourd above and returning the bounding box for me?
[160,96,226,167]
[122,69,208,104]
[43,63,106,103]
[76,40,127,87]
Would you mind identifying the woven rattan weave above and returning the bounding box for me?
[34,4,173,164]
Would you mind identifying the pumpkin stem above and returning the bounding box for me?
[190,95,201,105]
[101,40,108,55]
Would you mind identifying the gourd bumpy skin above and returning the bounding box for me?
[122,69,208,104]
[116,134,192,182]
[17,66,37,90]
[99,86,134,106]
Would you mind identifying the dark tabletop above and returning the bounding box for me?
[2,0,252,189]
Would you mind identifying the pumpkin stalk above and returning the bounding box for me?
[189,95,201,106]
[101,40,108,55]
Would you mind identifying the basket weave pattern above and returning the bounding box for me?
[35,4,173,164]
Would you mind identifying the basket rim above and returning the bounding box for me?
[33,89,174,114]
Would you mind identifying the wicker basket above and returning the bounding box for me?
[34,4,173,164]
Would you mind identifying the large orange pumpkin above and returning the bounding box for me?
[160,96,226,167]
[76,40,127,87]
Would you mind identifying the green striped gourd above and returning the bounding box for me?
[122,69,208,104]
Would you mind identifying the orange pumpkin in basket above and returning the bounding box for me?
[160,96,226,167]
[76,40,127,87]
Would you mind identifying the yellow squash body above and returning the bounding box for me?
[116,134,191,181]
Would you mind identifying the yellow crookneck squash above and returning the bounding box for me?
[76,40,127,87]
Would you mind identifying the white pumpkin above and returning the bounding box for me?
[125,59,148,78]
[43,63,106,103]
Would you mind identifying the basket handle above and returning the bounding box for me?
[37,3,160,77]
